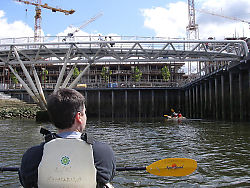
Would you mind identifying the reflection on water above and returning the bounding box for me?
[0,119,249,187]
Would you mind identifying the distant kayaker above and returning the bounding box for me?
[19,88,116,188]
[178,111,183,118]
[171,108,178,118]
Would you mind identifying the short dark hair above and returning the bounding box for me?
[47,88,85,129]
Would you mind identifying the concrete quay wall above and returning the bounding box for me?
[183,62,250,121]
[2,59,250,122]
[4,88,182,120]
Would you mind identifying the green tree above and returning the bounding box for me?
[73,66,80,79]
[101,67,112,82]
[161,65,170,81]
[133,66,142,82]
[41,68,48,83]
[10,70,18,85]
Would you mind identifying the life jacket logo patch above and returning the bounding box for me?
[61,156,70,166]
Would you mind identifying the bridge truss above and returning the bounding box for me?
[0,37,248,109]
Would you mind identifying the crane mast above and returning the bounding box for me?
[34,0,41,41]
[186,0,199,39]
[15,0,75,42]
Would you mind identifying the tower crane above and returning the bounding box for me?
[197,9,250,30]
[14,0,75,41]
[186,0,199,39]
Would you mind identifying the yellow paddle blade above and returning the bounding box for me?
[146,158,197,176]
[163,115,168,117]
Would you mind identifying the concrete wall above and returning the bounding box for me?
[5,88,182,120]
[84,88,181,120]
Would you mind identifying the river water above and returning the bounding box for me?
[0,118,249,187]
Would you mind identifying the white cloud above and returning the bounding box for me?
[56,26,89,37]
[141,1,188,39]
[0,10,4,18]
[0,9,108,42]
[0,10,34,39]
[141,0,250,39]
[197,0,250,39]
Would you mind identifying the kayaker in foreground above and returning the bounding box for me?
[19,88,116,188]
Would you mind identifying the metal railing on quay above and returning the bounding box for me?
[0,36,247,57]
[0,80,185,90]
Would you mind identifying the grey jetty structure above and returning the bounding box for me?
[0,36,248,110]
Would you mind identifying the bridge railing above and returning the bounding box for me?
[0,35,183,44]
[0,36,248,58]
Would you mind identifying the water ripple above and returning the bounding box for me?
[0,119,249,187]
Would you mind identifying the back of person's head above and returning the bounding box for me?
[47,88,85,129]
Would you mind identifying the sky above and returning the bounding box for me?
[0,0,249,40]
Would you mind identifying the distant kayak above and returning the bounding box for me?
[163,115,186,121]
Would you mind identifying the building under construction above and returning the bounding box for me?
[0,60,185,90]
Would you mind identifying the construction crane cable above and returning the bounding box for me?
[63,12,103,41]
[197,9,250,25]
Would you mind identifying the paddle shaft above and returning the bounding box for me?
[1,167,146,172]
[0,167,19,172]
[116,167,146,171]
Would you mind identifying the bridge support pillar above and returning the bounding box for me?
[152,90,155,117]
[138,90,141,120]
[165,90,168,114]
[185,90,189,117]
[239,72,243,121]
[200,83,203,119]
[229,72,234,121]
[248,69,250,120]
[125,90,128,120]
[112,90,114,120]
[204,81,208,118]
[98,90,101,120]
[192,87,195,118]
[178,90,181,112]
[189,88,192,118]
[221,74,225,120]
[209,80,212,118]
[196,85,199,118]
[215,77,219,120]
[84,91,88,107]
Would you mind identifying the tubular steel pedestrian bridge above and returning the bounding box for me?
[0,36,248,109]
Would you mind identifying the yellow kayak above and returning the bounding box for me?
[163,115,186,121]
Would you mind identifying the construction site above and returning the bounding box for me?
[1,2,250,188]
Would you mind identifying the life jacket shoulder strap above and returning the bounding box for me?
[40,127,94,144]
[40,128,61,143]
[81,132,94,145]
